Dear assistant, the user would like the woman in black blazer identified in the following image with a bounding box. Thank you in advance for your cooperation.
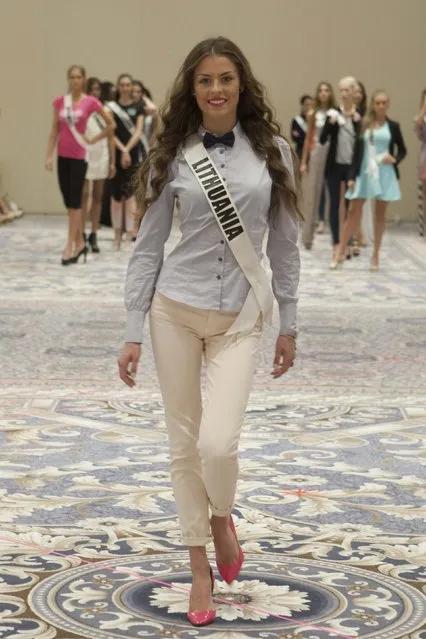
[290,94,313,159]
[320,76,361,267]
[335,90,407,271]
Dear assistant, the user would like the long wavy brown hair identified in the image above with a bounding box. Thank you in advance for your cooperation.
[135,37,302,222]
[314,81,336,111]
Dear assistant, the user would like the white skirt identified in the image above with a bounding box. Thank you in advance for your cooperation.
[86,150,109,180]
[85,115,109,181]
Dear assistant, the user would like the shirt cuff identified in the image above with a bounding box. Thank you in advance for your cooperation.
[125,310,146,343]
[278,302,298,337]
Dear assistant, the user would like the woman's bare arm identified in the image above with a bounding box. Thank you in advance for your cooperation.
[45,107,59,169]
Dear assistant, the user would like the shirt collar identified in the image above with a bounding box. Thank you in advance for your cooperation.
[198,121,242,140]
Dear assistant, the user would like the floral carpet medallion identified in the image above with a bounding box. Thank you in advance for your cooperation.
[0,219,425,637]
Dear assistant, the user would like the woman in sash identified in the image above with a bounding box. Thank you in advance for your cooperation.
[118,37,301,626]
[335,90,407,271]
[108,74,145,249]
[82,77,116,253]
[320,76,361,268]
[300,82,336,247]
[132,80,160,145]
[290,94,313,160]
[45,65,114,265]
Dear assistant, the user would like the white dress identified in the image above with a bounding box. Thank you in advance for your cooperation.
[85,113,109,180]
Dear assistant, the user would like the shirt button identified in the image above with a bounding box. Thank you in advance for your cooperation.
[221,164,225,168]
[216,275,221,280]
[220,240,225,245]
[218,257,223,262]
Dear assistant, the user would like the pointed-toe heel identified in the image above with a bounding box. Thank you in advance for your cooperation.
[187,566,216,627]
[187,609,216,626]
[216,515,244,584]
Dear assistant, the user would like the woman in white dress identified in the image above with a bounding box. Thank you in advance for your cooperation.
[299,81,336,249]
[83,77,116,252]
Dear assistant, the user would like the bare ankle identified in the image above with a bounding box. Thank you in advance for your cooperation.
[210,514,230,535]
[189,547,210,574]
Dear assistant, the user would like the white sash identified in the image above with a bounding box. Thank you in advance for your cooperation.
[182,134,273,335]
[63,94,88,160]
[295,115,307,133]
[93,112,105,131]
[107,101,148,160]
[366,130,387,182]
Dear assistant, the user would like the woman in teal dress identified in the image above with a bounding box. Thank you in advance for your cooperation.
[334,90,407,270]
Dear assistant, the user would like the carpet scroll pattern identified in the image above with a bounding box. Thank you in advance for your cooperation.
[0,218,425,638]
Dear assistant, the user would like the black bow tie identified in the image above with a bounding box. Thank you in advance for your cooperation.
[203,131,235,149]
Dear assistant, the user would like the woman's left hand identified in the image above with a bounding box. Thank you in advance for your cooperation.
[382,154,396,165]
[271,335,296,379]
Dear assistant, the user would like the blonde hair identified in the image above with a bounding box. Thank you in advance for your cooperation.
[339,76,357,90]
[362,90,388,136]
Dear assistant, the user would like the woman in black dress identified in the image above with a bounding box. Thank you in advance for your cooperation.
[108,74,145,248]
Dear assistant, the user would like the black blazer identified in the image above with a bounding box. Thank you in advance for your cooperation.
[290,116,307,159]
[348,119,407,181]
[320,110,362,176]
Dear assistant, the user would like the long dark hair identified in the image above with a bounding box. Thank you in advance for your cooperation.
[135,36,301,221]
[100,81,114,104]
[132,80,145,103]
[86,76,102,99]
[355,81,367,116]
[133,79,154,101]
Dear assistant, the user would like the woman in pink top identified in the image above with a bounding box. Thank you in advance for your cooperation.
[45,65,115,265]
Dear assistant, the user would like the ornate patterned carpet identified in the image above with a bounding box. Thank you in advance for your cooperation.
[0,216,425,638]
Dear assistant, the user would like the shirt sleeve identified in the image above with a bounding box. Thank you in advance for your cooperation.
[266,137,300,337]
[124,169,175,343]
[52,96,62,110]
[89,96,103,115]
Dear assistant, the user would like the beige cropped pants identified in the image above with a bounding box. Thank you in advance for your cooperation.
[149,292,262,546]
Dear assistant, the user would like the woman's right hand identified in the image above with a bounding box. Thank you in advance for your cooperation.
[348,180,355,192]
[45,158,53,171]
[118,343,141,388]
[300,162,308,176]
[121,151,131,169]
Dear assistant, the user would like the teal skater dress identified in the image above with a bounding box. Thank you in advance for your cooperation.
[347,122,401,201]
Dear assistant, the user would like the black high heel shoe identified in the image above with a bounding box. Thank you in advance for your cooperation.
[70,246,88,264]
[88,232,100,253]
[61,256,73,266]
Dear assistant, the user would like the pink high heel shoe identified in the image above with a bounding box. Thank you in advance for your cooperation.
[216,515,244,584]
[187,566,216,627]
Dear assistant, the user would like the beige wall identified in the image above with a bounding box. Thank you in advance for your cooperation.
[0,0,425,218]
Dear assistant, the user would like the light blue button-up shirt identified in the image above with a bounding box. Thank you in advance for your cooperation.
[125,123,300,343]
